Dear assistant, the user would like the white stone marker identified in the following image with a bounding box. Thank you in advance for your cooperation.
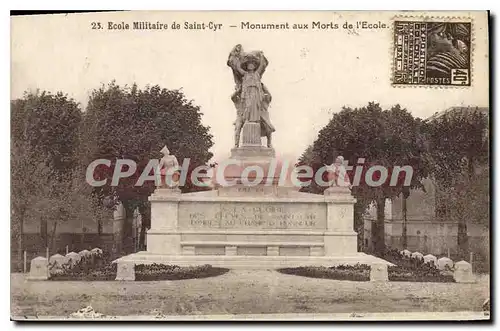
[454,260,475,283]
[78,249,91,259]
[49,253,68,267]
[66,252,81,266]
[411,252,424,260]
[437,257,454,271]
[370,263,388,282]
[28,256,48,280]
[423,254,437,265]
[401,249,411,257]
[115,261,135,281]
[91,248,103,256]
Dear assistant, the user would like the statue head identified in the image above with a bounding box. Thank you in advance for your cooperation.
[241,55,259,72]
[160,145,170,156]
[246,62,256,71]
[335,155,344,165]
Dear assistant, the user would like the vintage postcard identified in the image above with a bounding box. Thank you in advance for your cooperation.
[10,11,490,321]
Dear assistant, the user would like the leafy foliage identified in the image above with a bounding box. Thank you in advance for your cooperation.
[11,91,82,174]
[50,252,117,281]
[11,91,104,263]
[304,102,429,254]
[382,248,454,282]
[387,265,454,282]
[424,109,488,188]
[424,108,489,258]
[81,82,214,251]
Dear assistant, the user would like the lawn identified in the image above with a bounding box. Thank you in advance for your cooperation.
[11,270,489,318]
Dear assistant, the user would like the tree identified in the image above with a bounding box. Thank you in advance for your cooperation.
[81,82,214,252]
[308,102,429,255]
[11,91,83,268]
[425,108,489,258]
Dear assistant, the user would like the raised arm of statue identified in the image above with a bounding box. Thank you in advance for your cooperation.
[227,44,246,86]
[233,61,247,77]
[257,52,268,77]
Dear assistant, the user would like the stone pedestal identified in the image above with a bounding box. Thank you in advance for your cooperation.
[147,188,181,255]
[370,263,389,282]
[324,186,357,255]
[113,167,391,270]
[454,260,474,283]
[28,257,48,281]
[230,146,275,162]
[113,146,391,272]
[116,261,135,281]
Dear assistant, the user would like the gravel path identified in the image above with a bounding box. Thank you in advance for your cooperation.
[11,270,489,317]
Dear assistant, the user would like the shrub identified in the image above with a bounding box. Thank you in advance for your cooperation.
[50,252,117,281]
[382,248,455,282]
[388,265,455,282]
[134,263,229,281]
[50,257,230,281]
[278,264,370,281]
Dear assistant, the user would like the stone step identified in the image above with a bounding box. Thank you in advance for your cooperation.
[180,241,324,247]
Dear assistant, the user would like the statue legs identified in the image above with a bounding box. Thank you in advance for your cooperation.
[234,119,243,148]
[266,132,272,148]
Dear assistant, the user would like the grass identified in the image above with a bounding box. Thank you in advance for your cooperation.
[11,270,489,317]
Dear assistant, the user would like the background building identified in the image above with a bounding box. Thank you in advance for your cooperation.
[363,106,489,268]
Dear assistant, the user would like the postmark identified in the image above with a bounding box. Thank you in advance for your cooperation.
[392,20,472,87]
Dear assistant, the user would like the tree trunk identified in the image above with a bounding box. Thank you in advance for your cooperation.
[456,156,473,260]
[402,189,410,249]
[122,203,135,254]
[373,198,386,255]
[97,215,103,236]
[50,221,58,254]
[16,213,24,272]
[138,203,151,251]
[458,216,468,260]
[353,202,364,252]
[17,232,23,272]
[40,216,48,248]
[96,213,103,248]
[139,224,147,251]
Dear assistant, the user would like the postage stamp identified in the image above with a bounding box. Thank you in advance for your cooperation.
[392,20,472,86]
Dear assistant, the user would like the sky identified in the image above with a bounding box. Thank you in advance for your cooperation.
[11,11,489,163]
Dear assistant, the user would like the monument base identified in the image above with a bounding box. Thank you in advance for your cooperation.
[230,146,276,160]
[113,184,392,278]
[114,251,392,270]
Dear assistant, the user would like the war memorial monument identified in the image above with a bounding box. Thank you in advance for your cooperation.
[114,45,390,279]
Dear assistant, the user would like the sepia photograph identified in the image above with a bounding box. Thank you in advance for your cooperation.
[10,10,490,321]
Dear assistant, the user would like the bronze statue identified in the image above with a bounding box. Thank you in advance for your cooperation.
[227,44,275,148]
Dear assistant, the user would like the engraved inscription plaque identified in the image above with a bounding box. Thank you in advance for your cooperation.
[178,202,327,230]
